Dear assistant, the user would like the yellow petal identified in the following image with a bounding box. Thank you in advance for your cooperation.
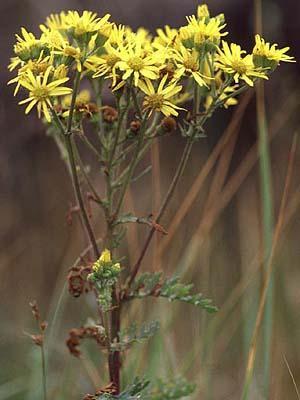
[25,99,38,114]
[42,101,51,122]
[100,249,111,263]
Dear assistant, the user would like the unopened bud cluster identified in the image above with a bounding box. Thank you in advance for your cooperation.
[89,249,121,311]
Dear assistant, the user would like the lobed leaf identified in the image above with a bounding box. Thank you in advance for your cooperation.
[111,321,160,352]
[126,273,218,313]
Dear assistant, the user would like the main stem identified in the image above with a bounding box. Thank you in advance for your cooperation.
[105,99,133,394]
[109,285,121,392]
[53,72,121,389]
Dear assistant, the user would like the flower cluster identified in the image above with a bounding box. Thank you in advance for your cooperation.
[90,249,121,283]
[88,249,121,311]
[8,5,294,123]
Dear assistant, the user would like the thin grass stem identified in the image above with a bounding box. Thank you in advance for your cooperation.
[242,133,298,399]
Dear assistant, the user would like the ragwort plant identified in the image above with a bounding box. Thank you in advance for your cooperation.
[8,4,294,399]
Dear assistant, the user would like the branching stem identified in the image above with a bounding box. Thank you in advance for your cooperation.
[51,71,100,260]
[128,137,194,287]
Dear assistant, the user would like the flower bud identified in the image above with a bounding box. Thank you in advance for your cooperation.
[162,116,177,133]
[102,106,118,123]
[130,120,141,133]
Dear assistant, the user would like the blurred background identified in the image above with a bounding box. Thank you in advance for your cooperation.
[1,0,300,399]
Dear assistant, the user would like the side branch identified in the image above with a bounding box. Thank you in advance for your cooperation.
[128,138,194,287]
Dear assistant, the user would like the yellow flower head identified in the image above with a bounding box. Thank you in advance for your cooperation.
[136,27,152,43]
[100,249,112,263]
[41,28,67,50]
[87,42,121,84]
[52,42,82,72]
[92,249,121,275]
[173,46,210,87]
[112,39,160,87]
[40,12,68,32]
[215,41,268,86]
[123,27,153,55]
[18,66,72,122]
[14,28,46,62]
[153,25,178,50]
[139,75,184,117]
[184,15,227,47]
[8,52,51,95]
[62,89,91,109]
[8,57,22,72]
[197,4,210,18]
[65,11,111,37]
[107,24,126,47]
[14,28,38,53]
[20,58,50,76]
[53,64,69,80]
[252,34,295,70]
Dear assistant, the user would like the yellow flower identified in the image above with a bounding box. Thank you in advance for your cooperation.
[53,64,69,80]
[18,66,72,122]
[20,58,50,75]
[8,53,51,95]
[173,46,209,87]
[92,249,121,276]
[52,43,82,72]
[41,28,67,50]
[182,15,227,46]
[93,249,111,271]
[107,24,126,47]
[65,11,111,37]
[123,26,152,50]
[205,84,238,110]
[112,40,160,87]
[14,28,47,62]
[8,57,22,72]
[135,28,153,43]
[138,75,184,117]
[14,28,39,54]
[153,25,178,49]
[215,41,268,86]
[100,249,112,263]
[62,89,91,108]
[87,43,121,84]
[197,4,210,18]
[253,34,295,68]
[40,12,68,32]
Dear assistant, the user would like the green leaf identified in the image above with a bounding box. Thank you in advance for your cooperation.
[160,276,218,313]
[96,377,150,399]
[126,273,218,313]
[114,213,154,229]
[95,377,195,400]
[131,272,162,297]
[114,213,139,225]
[146,377,196,400]
[111,321,160,351]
